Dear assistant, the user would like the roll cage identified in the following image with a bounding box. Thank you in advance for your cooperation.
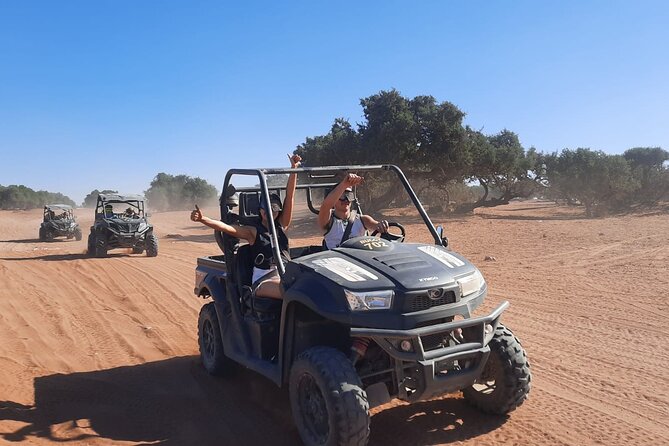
[95,194,146,219]
[219,164,445,277]
[44,204,74,221]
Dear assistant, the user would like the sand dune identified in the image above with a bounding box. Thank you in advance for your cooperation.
[1,202,667,445]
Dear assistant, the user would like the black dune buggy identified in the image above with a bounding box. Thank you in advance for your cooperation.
[39,204,82,241]
[87,193,158,258]
[193,165,531,446]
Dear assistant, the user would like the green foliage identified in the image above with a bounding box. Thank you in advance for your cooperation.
[623,147,669,169]
[82,189,118,208]
[0,184,75,209]
[623,147,669,203]
[296,90,473,212]
[295,89,666,216]
[296,90,545,213]
[464,129,543,209]
[544,149,639,216]
[145,173,218,211]
[297,90,469,177]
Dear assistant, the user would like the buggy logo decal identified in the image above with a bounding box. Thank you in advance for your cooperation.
[419,276,438,282]
[417,246,465,268]
[427,288,443,299]
[312,258,379,282]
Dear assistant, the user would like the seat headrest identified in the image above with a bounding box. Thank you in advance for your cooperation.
[239,192,260,218]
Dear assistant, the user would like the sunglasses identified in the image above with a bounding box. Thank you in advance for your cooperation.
[338,196,350,203]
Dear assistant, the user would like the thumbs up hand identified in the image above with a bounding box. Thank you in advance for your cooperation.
[191,204,203,222]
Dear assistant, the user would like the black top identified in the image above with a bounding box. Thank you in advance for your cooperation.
[250,219,290,269]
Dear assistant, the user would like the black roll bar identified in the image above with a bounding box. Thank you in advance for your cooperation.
[220,165,444,278]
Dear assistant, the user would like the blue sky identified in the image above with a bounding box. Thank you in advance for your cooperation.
[1,0,667,204]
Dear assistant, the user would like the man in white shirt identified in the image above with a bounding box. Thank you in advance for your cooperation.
[318,173,389,249]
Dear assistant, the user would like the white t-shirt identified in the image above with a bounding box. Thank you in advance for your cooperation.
[323,212,366,249]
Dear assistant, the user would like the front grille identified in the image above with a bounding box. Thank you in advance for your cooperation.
[421,332,452,351]
[118,223,139,233]
[404,290,456,312]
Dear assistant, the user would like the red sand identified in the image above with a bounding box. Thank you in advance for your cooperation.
[0,201,667,445]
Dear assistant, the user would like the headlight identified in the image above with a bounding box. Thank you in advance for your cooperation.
[138,222,148,232]
[345,289,394,311]
[457,270,485,297]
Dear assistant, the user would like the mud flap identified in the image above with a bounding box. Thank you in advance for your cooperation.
[365,382,391,409]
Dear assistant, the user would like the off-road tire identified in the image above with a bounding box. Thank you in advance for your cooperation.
[132,246,144,254]
[45,229,54,241]
[87,232,95,255]
[289,346,370,446]
[74,227,82,241]
[39,227,46,241]
[198,302,233,376]
[93,233,108,258]
[145,233,158,257]
[463,323,531,414]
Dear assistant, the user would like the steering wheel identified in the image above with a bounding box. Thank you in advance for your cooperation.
[371,222,406,243]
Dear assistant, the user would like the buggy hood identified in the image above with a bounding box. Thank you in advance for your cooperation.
[293,236,480,292]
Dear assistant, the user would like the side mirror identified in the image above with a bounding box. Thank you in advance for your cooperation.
[436,225,449,247]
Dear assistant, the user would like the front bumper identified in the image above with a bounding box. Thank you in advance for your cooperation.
[350,301,508,402]
[106,228,150,248]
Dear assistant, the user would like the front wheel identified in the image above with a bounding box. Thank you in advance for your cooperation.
[74,228,82,241]
[289,347,370,446]
[93,233,107,258]
[463,323,531,414]
[39,227,46,241]
[145,233,158,257]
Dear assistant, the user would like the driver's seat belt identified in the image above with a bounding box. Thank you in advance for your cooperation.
[339,211,357,247]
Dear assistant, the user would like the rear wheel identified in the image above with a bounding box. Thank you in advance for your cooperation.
[39,227,46,241]
[463,324,531,414]
[145,233,158,257]
[289,347,370,446]
[198,302,233,376]
[45,230,54,241]
[132,246,144,254]
[74,227,82,241]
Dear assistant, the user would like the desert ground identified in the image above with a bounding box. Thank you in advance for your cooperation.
[0,201,667,445]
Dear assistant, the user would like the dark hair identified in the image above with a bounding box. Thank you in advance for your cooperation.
[260,193,282,212]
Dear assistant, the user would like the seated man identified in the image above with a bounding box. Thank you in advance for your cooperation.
[124,207,137,218]
[318,173,389,249]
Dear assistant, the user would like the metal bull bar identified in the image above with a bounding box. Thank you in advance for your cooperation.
[350,301,509,402]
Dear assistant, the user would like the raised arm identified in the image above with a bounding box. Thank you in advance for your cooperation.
[191,205,256,244]
[317,173,364,230]
[278,154,302,229]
